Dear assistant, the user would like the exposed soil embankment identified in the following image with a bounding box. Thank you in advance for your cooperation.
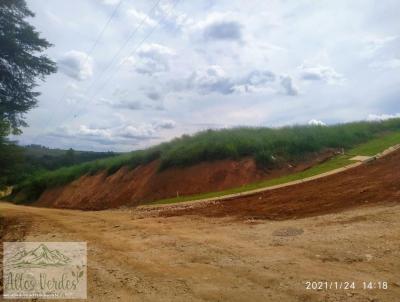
[151,149,400,220]
[35,151,335,210]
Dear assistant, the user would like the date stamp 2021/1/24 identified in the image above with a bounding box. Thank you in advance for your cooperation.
[305,281,388,291]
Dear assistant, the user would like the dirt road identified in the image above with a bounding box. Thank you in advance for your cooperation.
[1,201,400,302]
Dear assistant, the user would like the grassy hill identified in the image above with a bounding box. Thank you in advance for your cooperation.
[150,130,400,205]
[10,118,400,203]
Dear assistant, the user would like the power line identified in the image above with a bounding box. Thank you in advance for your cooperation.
[60,0,164,126]
[49,0,124,126]
[86,0,124,59]
[84,0,163,95]
[88,0,182,103]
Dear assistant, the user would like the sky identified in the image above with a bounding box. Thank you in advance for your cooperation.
[16,0,400,151]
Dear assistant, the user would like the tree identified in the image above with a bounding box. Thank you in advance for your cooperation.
[0,0,56,134]
[0,120,22,190]
[64,148,76,165]
[0,0,56,189]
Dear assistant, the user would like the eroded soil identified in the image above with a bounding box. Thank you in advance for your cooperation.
[142,149,400,220]
[34,151,336,210]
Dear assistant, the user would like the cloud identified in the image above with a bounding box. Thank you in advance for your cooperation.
[308,119,326,126]
[154,119,176,129]
[369,58,400,69]
[367,113,400,121]
[126,8,156,27]
[193,13,243,43]
[100,89,164,111]
[146,91,162,101]
[78,125,111,138]
[126,43,175,75]
[240,70,275,86]
[233,70,277,93]
[102,0,120,5]
[117,124,158,139]
[114,101,144,110]
[77,120,175,141]
[60,124,158,144]
[187,65,235,95]
[50,119,176,147]
[363,36,398,57]
[280,76,298,96]
[58,50,93,81]
[175,66,297,96]
[155,2,191,30]
[299,64,344,84]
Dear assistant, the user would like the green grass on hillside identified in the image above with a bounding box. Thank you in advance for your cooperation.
[10,118,400,203]
[150,131,400,205]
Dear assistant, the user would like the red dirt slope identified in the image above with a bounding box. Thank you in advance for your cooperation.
[35,151,335,210]
[150,149,400,220]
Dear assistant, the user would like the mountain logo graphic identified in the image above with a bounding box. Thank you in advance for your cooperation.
[7,243,71,268]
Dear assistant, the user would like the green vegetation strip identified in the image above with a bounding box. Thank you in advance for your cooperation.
[10,119,400,203]
[149,131,400,205]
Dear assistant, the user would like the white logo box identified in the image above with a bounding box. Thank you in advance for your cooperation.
[3,242,87,299]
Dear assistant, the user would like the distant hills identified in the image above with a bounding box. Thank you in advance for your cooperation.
[0,144,120,192]
[22,144,119,170]
[11,145,119,182]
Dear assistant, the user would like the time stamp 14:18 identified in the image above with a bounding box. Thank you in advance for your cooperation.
[305,281,388,290]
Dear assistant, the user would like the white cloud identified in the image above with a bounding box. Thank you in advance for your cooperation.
[370,58,400,69]
[308,119,326,126]
[58,50,93,81]
[154,119,176,129]
[65,82,79,91]
[233,70,277,93]
[176,66,298,96]
[240,70,275,86]
[363,35,398,57]
[78,125,111,138]
[118,124,158,139]
[126,8,156,27]
[104,125,151,140]
[187,65,235,95]
[126,43,175,75]
[367,113,400,121]
[101,0,120,5]
[78,121,175,141]
[299,64,344,84]
[51,119,176,147]
[155,2,191,30]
